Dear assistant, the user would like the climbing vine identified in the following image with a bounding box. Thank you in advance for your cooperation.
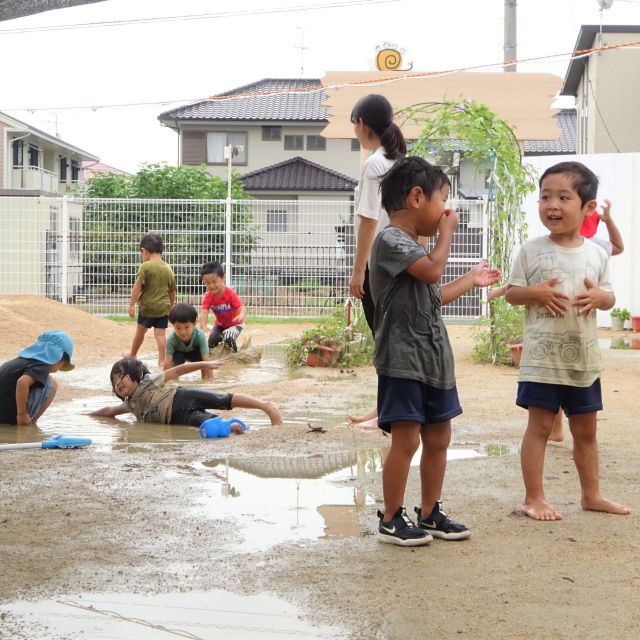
[396,98,536,363]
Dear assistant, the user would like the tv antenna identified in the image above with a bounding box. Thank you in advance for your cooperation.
[295,27,307,76]
[597,0,614,43]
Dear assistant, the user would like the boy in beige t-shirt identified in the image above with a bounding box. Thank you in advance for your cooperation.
[505,161,630,522]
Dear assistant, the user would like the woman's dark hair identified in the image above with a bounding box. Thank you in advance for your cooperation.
[140,233,164,254]
[169,302,198,325]
[110,358,150,400]
[539,161,598,206]
[200,261,225,278]
[351,94,406,160]
[380,156,451,215]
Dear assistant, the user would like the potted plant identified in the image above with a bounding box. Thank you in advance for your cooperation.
[611,307,630,331]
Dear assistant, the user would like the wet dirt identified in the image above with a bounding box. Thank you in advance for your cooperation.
[0,296,639,639]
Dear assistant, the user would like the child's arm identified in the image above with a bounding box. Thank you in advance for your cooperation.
[168,288,177,307]
[505,279,570,317]
[128,281,143,318]
[599,199,624,256]
[88,403,129,418]
[162,359,225,382]
[349,217,378,298]
[405,210,459,284]
[232,303,247,325]
[487,284,508,303]
[163,357,174,372]
[15,374,36,425]
[440,262,502,305]
[199,306,209,331]
[573,278,615,317]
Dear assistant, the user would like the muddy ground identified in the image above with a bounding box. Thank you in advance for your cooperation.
[0,295,639,639]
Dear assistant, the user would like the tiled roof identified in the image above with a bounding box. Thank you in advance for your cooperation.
[240,156,357,192]
[158,78,327,122]
[524,109,576,154]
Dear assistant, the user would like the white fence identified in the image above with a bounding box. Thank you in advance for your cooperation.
[0,195,488,319]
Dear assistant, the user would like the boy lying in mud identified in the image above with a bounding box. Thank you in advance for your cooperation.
[88,357,282,428]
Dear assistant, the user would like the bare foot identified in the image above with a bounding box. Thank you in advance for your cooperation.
[348,407,377,424]
[521,499,564,521]
[121,350,132,358]
[582,496,630,515]
[265,401,283,426]
[350,417,379,430]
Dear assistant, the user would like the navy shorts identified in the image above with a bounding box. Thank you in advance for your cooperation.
[170,349,204,365]
[516,379,602,416]
[137,314,169,329]
[377,375,462,433]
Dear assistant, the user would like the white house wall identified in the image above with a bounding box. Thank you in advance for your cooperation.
[522,153,640,324]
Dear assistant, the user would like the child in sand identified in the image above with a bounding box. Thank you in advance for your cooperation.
[505,161,630,521]
[89,357,282,428]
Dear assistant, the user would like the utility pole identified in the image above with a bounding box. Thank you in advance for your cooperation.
[504,0,517,72]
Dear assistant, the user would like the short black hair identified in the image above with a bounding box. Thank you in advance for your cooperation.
[169,302,198,325]
[539,161,598,206]
[200,261,225,278]
[140,233,164,254]
[110,358,150,400]
[380,156,451,216]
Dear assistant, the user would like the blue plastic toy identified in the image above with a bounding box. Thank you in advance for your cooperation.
[199,416,248,439]
[0,434,92,451]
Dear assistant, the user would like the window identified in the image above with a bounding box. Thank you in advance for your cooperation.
[12,140,23,167]
[267,210,287,232]
[206,131,247,164]
[71,160,80,182]
[262,126,281,141]
[351,139,361,151]
[59,157,68,181]
[306,135,326,151]
[28,144,39,167]
[284,135,304,151]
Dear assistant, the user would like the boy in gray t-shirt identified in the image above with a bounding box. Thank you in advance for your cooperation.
[369,156,500,547]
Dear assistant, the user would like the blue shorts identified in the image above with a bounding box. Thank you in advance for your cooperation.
[377,375,462,433]
[516,379,602,416]
[137,314,169,329]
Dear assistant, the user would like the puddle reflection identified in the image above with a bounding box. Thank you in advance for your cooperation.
[599,337,640,350]
[3,590,346,639]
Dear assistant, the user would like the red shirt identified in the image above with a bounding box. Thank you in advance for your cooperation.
[201,287,243,329]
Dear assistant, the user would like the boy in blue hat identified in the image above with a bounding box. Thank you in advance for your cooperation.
[0,330,74,425]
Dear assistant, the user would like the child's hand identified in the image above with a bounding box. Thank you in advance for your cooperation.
[573,278,609,318]
[470,262,502,287]
[533,278,570,317]
[128,304,136,318]
[598,198,612,222]
[203,359,227,369]
[439,209,459,234]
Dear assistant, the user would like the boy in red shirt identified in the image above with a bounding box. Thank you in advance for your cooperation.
[199,262,247,352]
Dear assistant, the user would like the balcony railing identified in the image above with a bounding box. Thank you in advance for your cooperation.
[11,166,59,192]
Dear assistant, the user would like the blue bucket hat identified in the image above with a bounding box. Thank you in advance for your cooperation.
[19,330,74,371]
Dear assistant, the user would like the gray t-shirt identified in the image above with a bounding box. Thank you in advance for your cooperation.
[369,226,455,389]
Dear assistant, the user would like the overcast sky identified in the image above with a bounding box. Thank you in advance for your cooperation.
[2,0,639,173]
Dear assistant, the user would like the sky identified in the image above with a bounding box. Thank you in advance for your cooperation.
[1,0,639,173]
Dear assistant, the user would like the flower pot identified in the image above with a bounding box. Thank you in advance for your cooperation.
[632,338,640,351]
[306,345,341,367]
[611,316,625,331]
[632,316,640,333]
[508,342,523,368]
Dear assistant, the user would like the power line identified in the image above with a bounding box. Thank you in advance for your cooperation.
[587,77,620,152]
[0,0,401,35]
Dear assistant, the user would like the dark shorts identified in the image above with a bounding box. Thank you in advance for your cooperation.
[137,314,169,329]
[516,379,602,416]
[377,375,462,433]
[170,349,204,366]
[208,324,243,348]
[170,387,234,427]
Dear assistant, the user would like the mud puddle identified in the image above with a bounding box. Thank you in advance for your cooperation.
[1,590,346,639]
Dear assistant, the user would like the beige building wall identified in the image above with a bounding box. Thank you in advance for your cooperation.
[180,123,360,180]
[577,33,640,154]
[0,123,5,189]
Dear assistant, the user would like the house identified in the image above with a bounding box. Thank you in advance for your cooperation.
[0,110,98,194]
[561,25,640,154]
[81,161,131,182]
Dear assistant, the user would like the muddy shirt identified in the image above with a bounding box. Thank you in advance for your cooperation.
[369,226,455,389]
[136,260,176,318]
[166,327,208,357]
[125,374,176,424]
[508,235,612,387]
[0,357,50,424]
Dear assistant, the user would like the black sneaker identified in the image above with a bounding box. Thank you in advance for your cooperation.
[377,507,433,547]
[414,501,470,540]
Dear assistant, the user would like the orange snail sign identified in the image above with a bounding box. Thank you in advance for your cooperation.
[375,44,413,71]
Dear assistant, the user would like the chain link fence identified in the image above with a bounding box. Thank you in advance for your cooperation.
[0,195,488,319]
